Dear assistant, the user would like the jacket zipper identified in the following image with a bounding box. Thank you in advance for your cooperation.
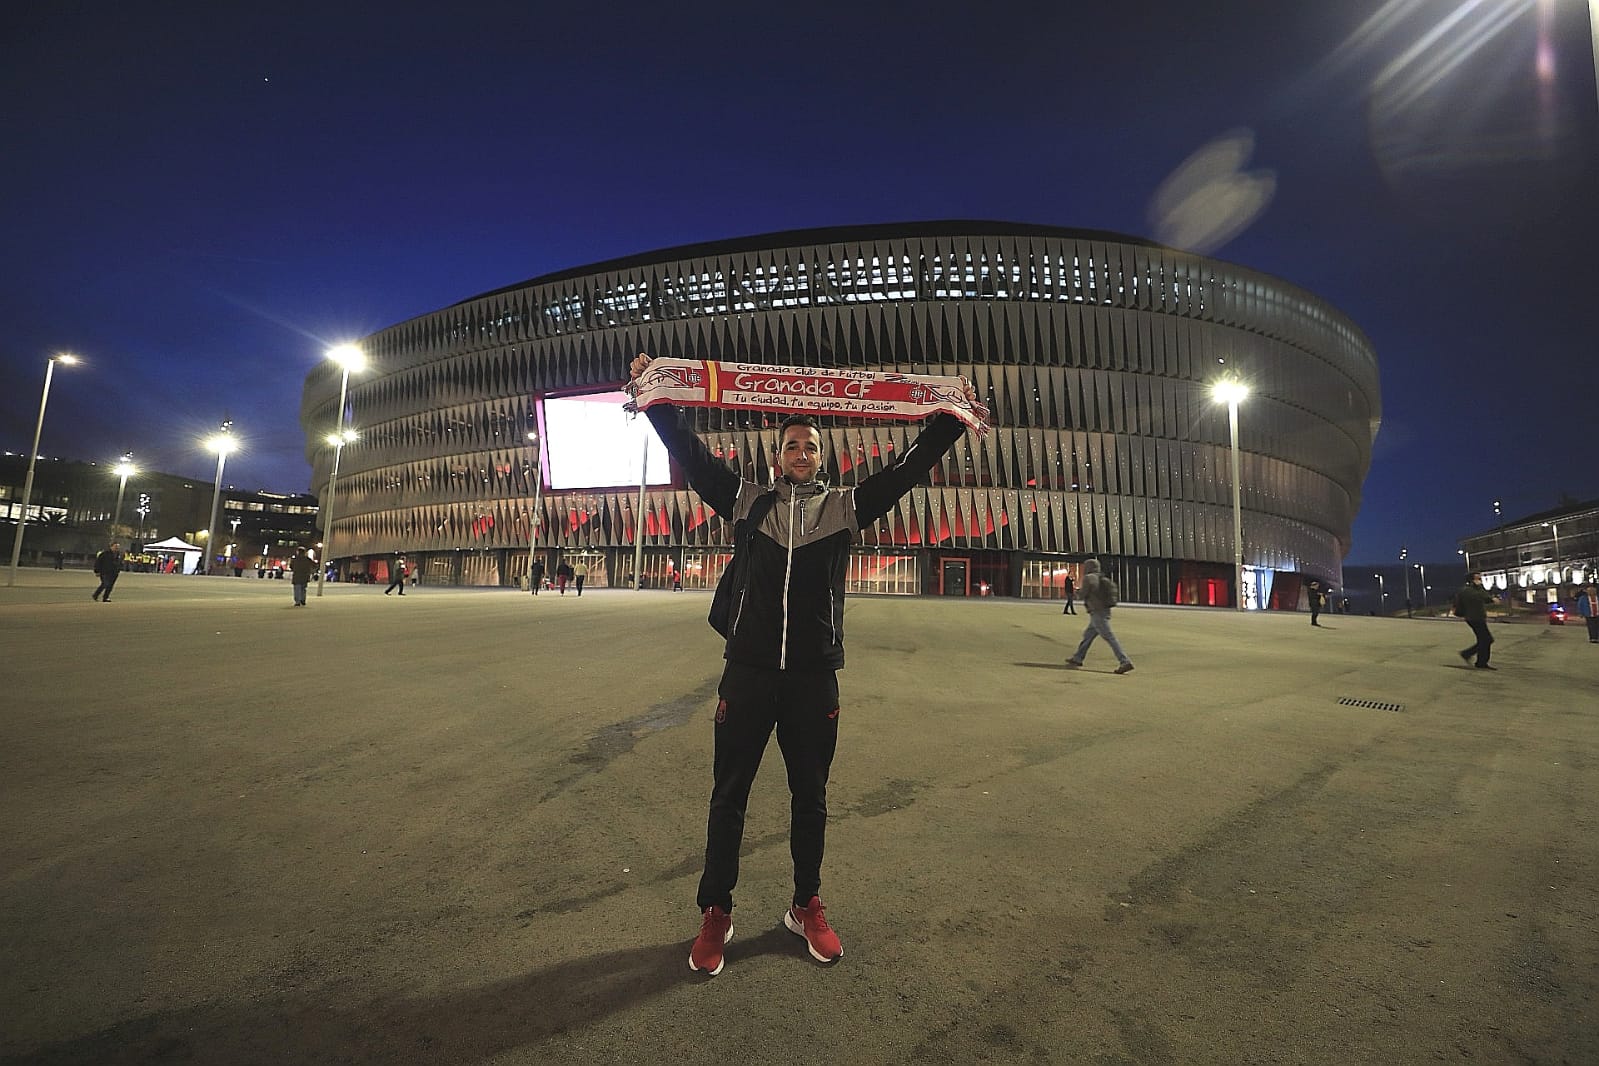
[779,492,796,669]
[829,589,836,645]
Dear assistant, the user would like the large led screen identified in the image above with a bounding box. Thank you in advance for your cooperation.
[541,390,670,491]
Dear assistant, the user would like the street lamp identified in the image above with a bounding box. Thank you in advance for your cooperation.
[1374,572,1386,614]
[317,428,357,592]
[525,431,544,594]
[1542,521,1561,586]
[317,343,366,597]
[1458,547,1470,571]
[112,454,137,533]
[1413,562,1427,608]
[1400,546,1411,615]
[1493,499,1512,614]
[203,422,236,576]
[1211,379,1249,610]
[7,353,79,586]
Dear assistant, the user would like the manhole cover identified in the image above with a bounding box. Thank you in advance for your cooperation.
[1338,697,1404,712]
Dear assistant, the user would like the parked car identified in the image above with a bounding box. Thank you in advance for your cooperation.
[1549,602,1567,625]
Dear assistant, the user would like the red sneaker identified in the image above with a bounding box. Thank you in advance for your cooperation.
[784,896,843,963]
[689,906,733,975]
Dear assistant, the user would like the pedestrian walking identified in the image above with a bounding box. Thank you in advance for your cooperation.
[574,561,588,596]
[1061,573,1077,615]
[384,558,408,595]
[1064,558,1133,673]
[1307,578,1326,627]
[1575,582,1599,644]
[91,541,124,602]
[556,561,572,594]
[1454,572,1498,669]
[289,547,314,606]
[529,558,544,595]
[629,352,980,977]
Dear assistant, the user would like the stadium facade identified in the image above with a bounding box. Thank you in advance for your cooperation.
[300,223,1379,605]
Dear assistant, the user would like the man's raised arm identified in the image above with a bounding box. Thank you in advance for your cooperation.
[629,353,741,518]
[852,412,968,527]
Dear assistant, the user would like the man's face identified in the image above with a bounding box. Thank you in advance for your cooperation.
[778,426,823,483]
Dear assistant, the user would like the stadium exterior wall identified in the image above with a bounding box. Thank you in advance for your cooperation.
[299,222,1380,604]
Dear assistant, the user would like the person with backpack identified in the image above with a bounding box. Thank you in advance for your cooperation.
[629,352,977,977]
[1454,572,1498,669]
[1063,558,1134,674]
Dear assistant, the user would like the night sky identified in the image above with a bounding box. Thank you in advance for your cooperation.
[4,1,1595,567]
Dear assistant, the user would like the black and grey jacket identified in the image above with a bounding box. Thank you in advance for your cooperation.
[645,404,967,671]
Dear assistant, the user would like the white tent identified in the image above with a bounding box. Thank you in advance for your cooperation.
[143,536,205,574]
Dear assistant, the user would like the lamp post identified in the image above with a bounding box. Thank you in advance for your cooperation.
[1494,499,1512,614]
[633,435,650,591]
[315,344,366,596]
[112,454,137,534]
[1542,521,1561,588]
[1414,562,1427,608]
[525,431,544,594]
[1400,546,1411,615]
[1375,573,1386,614]
[7,353,78,586]
[1211,380,1249,610]
[136,494,150,540]
[317,429,356,591]
[1458,547,1470,571]
[203,422,236,576]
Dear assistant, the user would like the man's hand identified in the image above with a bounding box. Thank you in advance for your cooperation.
[629,353,653,382]
[958,376,979,405]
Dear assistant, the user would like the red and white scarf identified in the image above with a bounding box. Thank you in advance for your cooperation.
[625,358,990,437]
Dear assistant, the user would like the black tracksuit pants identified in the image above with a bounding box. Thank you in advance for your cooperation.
[1463,618,1494,665]
[698,661,839,913]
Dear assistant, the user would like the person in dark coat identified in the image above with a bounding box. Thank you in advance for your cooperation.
[1061,573,1076,615]
[384,559,408,595]
[631,352,977,978]
[529,558,545,595]
[1454,573,1498,669]
[1307,579,1326,627]
[92,542,124,602]
[289,547,315,606]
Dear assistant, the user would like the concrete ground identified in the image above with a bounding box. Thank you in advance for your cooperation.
[1,570,1595,1065]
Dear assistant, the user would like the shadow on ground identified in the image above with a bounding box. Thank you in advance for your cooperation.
[7,928,790,1065]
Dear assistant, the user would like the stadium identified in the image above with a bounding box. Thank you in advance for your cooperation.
[299,222,1379,606]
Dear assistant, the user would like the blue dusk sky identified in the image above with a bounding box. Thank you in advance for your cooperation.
[2,0,1595,565]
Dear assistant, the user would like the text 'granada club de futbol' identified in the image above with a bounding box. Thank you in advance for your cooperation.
[298,222,1379,607]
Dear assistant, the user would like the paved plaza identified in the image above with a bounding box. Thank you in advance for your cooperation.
[2,570,1595,1064]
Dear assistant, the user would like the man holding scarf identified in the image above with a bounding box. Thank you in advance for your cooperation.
[629,353,979,976]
